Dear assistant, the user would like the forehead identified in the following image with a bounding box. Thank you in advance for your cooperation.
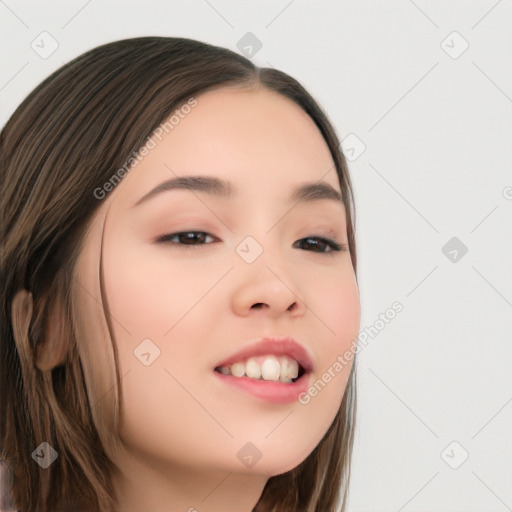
[108,85,339,207]
[171,86,334,169]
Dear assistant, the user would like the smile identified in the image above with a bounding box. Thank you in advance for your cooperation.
[213,336,314,404]
[215,355,304,383]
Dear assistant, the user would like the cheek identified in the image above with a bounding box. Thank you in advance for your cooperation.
[307,267,359,405]
[102,234,210,340]
[317,266,360,348]
[101,231,221,391]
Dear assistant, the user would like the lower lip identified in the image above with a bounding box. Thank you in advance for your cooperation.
[213,371,311,404]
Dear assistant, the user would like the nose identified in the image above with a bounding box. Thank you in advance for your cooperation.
[230,259,307,319]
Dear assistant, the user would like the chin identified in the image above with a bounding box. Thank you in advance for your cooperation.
[238,439,319,477]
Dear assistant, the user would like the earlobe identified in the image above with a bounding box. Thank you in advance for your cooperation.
[11,288,70,371]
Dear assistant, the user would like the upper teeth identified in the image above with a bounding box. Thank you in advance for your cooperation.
[217,355,299,383]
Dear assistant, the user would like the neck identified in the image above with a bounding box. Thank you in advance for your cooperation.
[110,449,268,512]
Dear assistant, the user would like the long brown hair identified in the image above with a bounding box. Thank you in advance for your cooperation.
[0,36,358,512]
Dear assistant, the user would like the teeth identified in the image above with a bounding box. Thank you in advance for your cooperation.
[218,355,300,382]
[245,358,262,379]
[261,356,280,381]
[231,362,245,378]
[279,356,298,383]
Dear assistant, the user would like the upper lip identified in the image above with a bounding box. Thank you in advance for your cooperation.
[214,336,314,373]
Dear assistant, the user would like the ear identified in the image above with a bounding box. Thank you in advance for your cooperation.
[11,288,70,371]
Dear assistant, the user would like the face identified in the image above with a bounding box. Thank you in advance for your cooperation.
[73,86,360,479]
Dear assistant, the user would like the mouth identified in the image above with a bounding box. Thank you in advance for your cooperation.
[214,355,307,383]
[212,336,313,404]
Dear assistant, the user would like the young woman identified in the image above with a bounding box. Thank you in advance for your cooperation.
[0,36,360,512]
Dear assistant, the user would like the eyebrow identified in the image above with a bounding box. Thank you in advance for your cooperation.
[131,175,343,208]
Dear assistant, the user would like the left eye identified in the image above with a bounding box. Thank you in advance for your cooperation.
[293,237,344,253]
[155,231,345,254]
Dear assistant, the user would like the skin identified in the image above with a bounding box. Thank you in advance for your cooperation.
[72,85,360,512]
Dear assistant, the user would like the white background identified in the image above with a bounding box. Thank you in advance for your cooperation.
[1,1,511,511]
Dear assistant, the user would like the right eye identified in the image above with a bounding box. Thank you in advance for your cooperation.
[155,231,217,250]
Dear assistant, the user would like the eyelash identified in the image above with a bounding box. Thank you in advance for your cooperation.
[154,231,346,255]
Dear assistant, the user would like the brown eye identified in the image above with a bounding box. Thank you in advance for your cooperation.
[294,237,344,254]
[155,231,216,249]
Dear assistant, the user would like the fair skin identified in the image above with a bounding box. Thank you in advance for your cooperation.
[72,85,360,512]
